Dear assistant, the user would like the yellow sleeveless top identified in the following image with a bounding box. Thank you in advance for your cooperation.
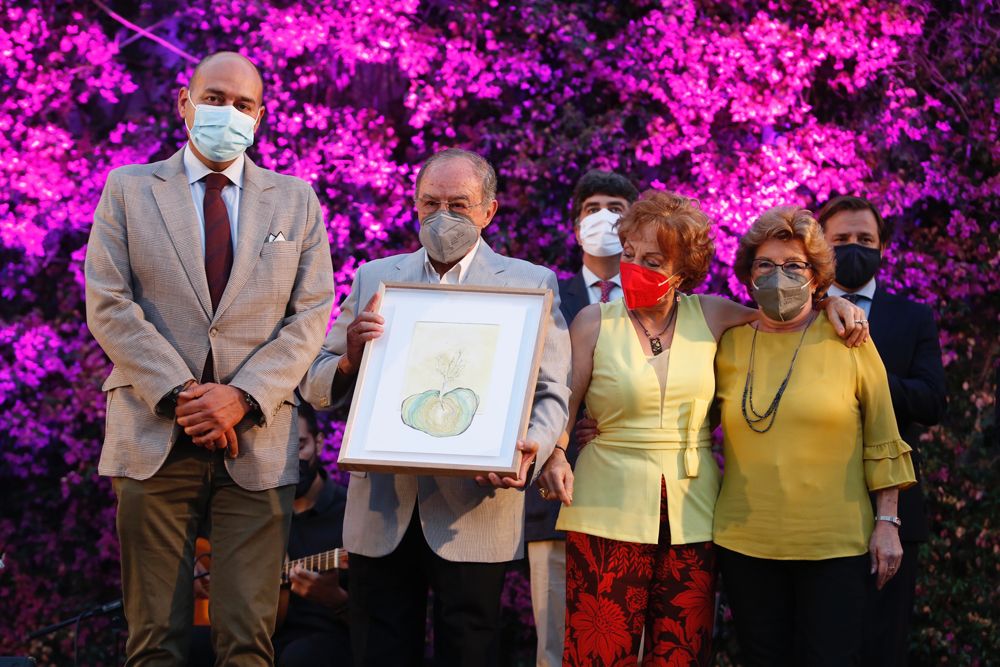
[556,295,721,545]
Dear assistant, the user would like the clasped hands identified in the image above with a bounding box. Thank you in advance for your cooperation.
[175,381,251,457]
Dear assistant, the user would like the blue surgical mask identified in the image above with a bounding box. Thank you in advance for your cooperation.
[185,102,260,162]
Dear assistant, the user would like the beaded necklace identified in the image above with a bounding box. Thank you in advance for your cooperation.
[741,313,816,433]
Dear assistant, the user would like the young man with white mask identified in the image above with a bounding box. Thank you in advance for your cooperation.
[524,169,639,667]
[85,51,334,665]
[564,170,641,309]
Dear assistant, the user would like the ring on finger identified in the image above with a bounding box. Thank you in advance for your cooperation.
[539,488,549,499]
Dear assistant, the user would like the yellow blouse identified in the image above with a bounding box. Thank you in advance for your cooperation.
[556,295,721,545]
[712,313,916,560]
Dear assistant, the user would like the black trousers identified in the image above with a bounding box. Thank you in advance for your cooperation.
[275,625,352,667]
[861,540,919,666]
[718,546,869,667]
[348,507,508,667]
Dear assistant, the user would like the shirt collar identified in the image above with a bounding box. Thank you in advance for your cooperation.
[581,264,620,287]
[828,277,877,301]
[421,237,482,283]
[183,143,246,189]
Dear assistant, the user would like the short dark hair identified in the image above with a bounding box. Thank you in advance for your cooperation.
[815,195,893,246]
[570,170,639,224]
[298,401,319,438]
[414,148,497,203]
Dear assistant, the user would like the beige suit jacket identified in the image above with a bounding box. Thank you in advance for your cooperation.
[85,148,334,491]
[300,243,571,562]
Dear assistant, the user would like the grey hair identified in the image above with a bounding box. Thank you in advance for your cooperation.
[414,148,497,203]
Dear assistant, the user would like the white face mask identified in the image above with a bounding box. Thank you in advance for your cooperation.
[185,102,260,162]
[578,209,623,257]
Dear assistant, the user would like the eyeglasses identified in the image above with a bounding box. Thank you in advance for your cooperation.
[751,259,813,275]
[415,199,485,215]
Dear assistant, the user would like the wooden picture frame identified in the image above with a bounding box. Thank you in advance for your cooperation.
[337,282,553,477]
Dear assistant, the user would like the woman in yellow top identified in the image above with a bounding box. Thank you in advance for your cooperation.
[537,191,867,666]
[712,206,916,667]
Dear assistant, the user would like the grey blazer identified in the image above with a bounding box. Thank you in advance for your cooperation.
[300,243,571,562]
[85,148,334,491]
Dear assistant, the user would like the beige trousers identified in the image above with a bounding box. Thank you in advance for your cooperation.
[113,441,294,666]
[528,539,567,667]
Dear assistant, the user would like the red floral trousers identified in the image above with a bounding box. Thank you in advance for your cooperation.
[563,481,716,666]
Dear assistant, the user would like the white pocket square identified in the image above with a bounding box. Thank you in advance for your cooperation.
[266,231,287,243]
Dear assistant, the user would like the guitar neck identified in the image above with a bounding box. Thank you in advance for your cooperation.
[281,547,347,584]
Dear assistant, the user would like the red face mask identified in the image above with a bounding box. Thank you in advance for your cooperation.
[620,261,678,309]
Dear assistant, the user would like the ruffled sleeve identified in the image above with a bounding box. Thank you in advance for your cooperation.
[854,342,917,491]
[864,438,916,491]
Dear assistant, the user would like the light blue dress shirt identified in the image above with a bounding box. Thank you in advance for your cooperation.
[182,144,245,256]
[828,278,877,318]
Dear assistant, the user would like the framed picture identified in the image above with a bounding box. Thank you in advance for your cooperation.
[337,282,553,477]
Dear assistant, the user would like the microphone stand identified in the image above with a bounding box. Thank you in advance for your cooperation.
[26,599,123,667]
[26,599,123,641]
[26,571,209,666]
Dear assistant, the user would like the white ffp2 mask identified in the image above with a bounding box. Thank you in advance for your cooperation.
[578,209,623,257]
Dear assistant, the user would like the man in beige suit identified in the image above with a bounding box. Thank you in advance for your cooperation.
[300,148,571,666]
[85,52,333,666]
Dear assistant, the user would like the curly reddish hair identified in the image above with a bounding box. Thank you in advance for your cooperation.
[615,189,715,292]
[734,206,835,303]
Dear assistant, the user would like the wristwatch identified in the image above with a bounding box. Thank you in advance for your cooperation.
[875,515,902,527]
[156,383,189,418]
[242,390,265,427]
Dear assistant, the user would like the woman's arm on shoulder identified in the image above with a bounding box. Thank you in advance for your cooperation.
[537,303,601,506]
[565,304,601,424]
[817,295,869,347]
[697,294,757,342]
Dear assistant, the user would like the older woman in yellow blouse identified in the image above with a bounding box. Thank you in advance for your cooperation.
[712,206,916,667]
[536,191,868,667]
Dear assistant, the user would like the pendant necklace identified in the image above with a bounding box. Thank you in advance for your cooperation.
[741,313,815,433]
[632,299,678,356]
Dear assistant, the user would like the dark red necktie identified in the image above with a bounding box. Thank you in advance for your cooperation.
[203,172,234,310]
[598,280,615,303]
[201,172,233,383]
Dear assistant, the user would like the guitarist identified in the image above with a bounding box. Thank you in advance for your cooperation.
[274,403,352,666]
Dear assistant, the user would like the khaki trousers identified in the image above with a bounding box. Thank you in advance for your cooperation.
[528,539,566,667]
[113,441,294,667]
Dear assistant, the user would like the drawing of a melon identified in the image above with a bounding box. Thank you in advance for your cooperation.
[401,387,479,437]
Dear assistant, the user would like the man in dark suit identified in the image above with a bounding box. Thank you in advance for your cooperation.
[817,195,947,667]
[525,169,638,666]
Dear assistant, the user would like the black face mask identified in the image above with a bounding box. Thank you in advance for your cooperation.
[295,457,320,499]
[834,244,882,290]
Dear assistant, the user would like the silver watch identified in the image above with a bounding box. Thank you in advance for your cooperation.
[875,515,902,527]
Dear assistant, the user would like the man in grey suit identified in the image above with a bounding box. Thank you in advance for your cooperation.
[300,148,571,666]
[85,52,333,666]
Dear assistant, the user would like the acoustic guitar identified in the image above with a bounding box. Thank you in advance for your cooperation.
[193,538,348,627]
